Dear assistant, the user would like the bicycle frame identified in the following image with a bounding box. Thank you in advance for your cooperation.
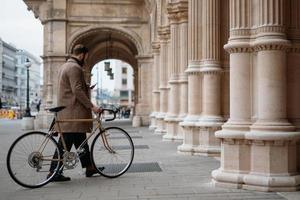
[40,111,115,164]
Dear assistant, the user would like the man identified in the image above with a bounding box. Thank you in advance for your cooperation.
[48,44,101,182]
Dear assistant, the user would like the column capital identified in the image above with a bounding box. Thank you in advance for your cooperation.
[151,41,160,54]
[158,25,171,41]
[167,0,188,24]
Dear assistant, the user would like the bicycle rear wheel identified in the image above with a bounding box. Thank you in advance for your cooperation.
[91,127,134,178]
[6,131,61,188]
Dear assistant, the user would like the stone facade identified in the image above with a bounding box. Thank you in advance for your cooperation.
[24,0,300,192]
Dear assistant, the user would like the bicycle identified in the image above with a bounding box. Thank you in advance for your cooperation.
[6,106,135,188]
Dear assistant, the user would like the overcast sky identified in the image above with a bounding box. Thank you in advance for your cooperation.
[0,0,43,58]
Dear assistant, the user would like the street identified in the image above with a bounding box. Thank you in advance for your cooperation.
[0,119,298,200]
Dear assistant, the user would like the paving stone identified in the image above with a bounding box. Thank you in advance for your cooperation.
[0,119,292,200]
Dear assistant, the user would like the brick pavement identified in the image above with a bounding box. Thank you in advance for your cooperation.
[0,119,298,200]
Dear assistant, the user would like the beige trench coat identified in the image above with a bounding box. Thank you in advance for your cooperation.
[56,58,93,133]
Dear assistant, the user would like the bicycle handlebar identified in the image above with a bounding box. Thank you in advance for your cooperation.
[100,109,117,122]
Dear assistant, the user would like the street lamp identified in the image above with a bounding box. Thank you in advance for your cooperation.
[24,58,31,117]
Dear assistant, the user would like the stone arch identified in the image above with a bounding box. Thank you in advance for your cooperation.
[67,25,145,57]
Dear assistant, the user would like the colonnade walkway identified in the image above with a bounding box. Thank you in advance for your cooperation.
[0,119,298,200]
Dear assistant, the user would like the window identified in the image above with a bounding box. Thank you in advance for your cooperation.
[120,91,128,98]
[122,67,127,74]
[122,79,127,85]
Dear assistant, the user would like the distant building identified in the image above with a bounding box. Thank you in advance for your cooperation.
[16,50,42,111]
[113,60,134,108]
[0,38,42,111]
[0,38,18,107]
[91,60,134,108]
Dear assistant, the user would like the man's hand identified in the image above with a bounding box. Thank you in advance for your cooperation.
[92,106,102,114]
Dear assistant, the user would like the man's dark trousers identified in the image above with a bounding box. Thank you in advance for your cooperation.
[49,132,92,173]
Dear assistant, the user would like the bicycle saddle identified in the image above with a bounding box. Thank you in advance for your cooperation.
[47,106,66,113]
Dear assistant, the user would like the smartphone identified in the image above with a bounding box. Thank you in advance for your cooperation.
[90,83,97,89]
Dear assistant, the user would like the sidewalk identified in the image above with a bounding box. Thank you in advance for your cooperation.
[0,119,299,200]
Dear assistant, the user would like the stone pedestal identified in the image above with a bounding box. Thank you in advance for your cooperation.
[22,117,35,130]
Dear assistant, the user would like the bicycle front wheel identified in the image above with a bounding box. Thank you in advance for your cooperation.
[91,127,134,178]
[6,131,61,188]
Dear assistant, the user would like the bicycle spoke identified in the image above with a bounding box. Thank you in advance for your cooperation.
[7,132,61,188]
[91,127,134,178]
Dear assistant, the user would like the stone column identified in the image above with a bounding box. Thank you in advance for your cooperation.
[244,0,300,191]
[287,0,300,130]
[133,55,153,127]
[193,0,223,156]
[155,26,170,135]
[149,42,161,130]
[213,0,300,192]
[212,0,253,189]
[178,0,202,154]
[178,4,189,140]
[164,1,185,141]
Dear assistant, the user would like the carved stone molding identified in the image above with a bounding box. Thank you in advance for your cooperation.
[255,25,286,35]
[222,138,298,147]
[253,39,291,52]
[200,69,222,75]
[68,25,144,55]
[230,29,251,37]
[225,39,292,53]
[158,25,171,41]
[152,41,161,53]
[287,44,300,53]
[24,0,46,20]
[167,0,188,24]
[224,43,254,54]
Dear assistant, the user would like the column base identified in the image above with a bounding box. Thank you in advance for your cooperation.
[149,114,157,130]
[163,116,182,141]
[212,169,300,192]
[195,118,223,157]
[149,112,158,130]
[155,113,167,135]
[214,129,300,192]
[22,117,35,130]
[251,120,295,132]
[34,110,54,129]
[132,115,142,127]
[178,116,201,155]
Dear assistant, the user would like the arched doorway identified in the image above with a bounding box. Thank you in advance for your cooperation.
[67,27,147,126]
[90,59,135,120]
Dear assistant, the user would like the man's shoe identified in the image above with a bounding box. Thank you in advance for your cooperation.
[86,167,105,177]
[48,173,71,182]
